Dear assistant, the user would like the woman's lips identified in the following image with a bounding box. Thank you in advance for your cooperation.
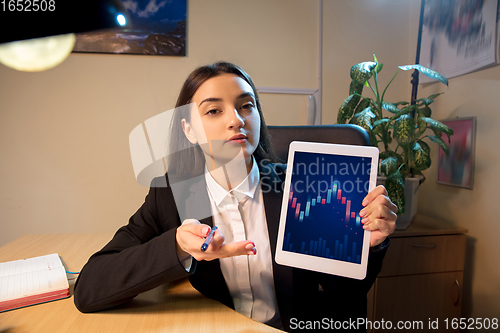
[228,134,247,143]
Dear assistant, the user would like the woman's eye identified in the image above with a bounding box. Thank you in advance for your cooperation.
[241,103,254,110]
[206,109,219,115]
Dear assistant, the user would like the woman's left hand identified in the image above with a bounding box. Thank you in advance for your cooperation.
[359,185,398,247]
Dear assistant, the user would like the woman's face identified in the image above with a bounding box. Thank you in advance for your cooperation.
[182,73,261,168]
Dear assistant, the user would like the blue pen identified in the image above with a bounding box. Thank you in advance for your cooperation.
[201,226,218,252]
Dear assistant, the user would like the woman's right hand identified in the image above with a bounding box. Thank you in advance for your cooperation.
[175,219,256,261]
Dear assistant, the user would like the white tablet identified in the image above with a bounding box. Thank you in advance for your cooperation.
[275,141,379,280]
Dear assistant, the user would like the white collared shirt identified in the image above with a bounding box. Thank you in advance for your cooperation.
[204,158,281,327]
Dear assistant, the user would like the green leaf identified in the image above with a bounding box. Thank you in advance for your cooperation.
[350,62,377,84]
[411,142,431,171]
[349,80,364,95]
[420,117,454,142]
[418,106,432,117]
[373,52,383,73]
[381,156,398,176]
[373,118,389,128]
[382,102,401,114]
[373,118,389,135]
[393,114,415,148]
[385,169,405,214]
[415,117,427,138]
[416,93,442,106]
[349,107,376,132]
[429,135,450,155]
[398,64,448,86]
[354,98,371,115]
[393,101,410,106]
[417,139,431,154]
[427,93,443,100]
[337,94,361,124]
[390,105,418,121]
[432,128,442,138]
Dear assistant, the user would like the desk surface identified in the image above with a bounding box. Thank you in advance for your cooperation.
[0,234,283,333]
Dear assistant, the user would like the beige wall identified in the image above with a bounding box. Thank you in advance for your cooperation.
[0,0,319,248]
[407,0,500,319]
[322,0,413,124]
[0,0,498,322]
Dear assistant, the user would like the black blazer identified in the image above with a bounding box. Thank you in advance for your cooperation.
[74,161,388,331]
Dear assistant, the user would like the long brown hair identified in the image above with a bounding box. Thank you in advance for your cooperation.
[167,62,276,179]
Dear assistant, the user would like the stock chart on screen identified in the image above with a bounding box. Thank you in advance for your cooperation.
[282,151,372,264]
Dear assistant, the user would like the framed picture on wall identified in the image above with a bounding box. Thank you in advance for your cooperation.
[73,0,187,56]
[419,0,498,82]
[436,117,476,189]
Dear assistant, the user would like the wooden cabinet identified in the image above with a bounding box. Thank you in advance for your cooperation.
[367,215,467,332]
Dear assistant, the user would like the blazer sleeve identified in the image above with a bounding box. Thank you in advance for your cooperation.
[73,177,192,313]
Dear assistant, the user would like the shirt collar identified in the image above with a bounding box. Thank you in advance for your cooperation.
[205,157,260,206]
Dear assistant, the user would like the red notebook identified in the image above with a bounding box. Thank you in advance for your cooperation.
[0,253,70,312]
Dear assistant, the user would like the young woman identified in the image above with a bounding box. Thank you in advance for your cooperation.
[74,62,397,331]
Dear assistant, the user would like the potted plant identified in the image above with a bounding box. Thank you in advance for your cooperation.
[337,54,453,228]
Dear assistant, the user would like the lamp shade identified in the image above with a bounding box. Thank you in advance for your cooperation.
[0,0,130,71]
[0,34,76,72]
[0,0,130,44]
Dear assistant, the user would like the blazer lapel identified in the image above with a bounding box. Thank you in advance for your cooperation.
[170,173,214,226]
[178,173,233,307]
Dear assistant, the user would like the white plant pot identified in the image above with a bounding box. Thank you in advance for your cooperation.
[377,176,423,230]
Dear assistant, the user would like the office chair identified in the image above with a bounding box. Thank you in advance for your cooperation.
[267,124,371,162]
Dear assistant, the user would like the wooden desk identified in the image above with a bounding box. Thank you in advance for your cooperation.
[0,234,283,333]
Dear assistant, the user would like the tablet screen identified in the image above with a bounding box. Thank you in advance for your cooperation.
[282,151,372,265]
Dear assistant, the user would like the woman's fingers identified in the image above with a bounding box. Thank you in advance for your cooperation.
[362,185,387,206]
[359,186,398,247]
[216,240,257,258]
[199,229,256,260]
[175,219,208,257]
[360,187,398,221]
[363,214,396,234]
[361,202,397,234]
[361,185,398,215]
[175,219,256,261]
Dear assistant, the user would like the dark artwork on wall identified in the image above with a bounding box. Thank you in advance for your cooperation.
[73,0,187,56]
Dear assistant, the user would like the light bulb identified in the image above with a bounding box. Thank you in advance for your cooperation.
[0,33,76,72]
[117,14,127,26]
